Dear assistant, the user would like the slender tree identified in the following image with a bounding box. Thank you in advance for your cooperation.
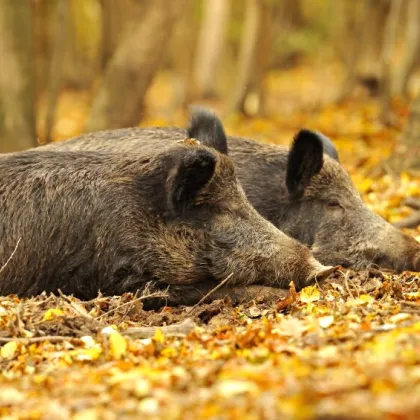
[86,0,186,131]
[379,0,403,124]
[391,94,420,228]
[394,0,420,96]
[193,0,230,98]
[170,1,199,109]
[228,0,270,115]
[45,0,69,143]
[0,0,37,152]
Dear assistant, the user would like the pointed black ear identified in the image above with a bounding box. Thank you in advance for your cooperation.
[286,130,324,199]
[315,131,339,161]
[168,148,217,214]
[187,107,228,155]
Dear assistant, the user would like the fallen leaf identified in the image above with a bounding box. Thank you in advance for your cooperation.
[318,315,334,328]
[43,308,64,321]
[109,331,127,360]
[300,285,321,303]
[1,341,18,359]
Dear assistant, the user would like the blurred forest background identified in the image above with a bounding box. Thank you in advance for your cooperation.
[0,0,419,174]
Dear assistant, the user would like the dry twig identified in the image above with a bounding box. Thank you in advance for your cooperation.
[57,290,93,319]
[0,335,74,344]
[341,270,355,299]
[188,273,233,314]
[0,238,21,276]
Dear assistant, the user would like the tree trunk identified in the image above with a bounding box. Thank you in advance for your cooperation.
[45,0,69,143]
[86,0,186,131]
[100,0,133,70]
[250,0,271,116]
[193,0,230,98]
[64,0,102,89]
[170,1,199,109]
[0,0,37,152]
[389,95,420,228]
[276,0,306,31]
[380,0,403,124]
[334,0,369,101]
[228,0,269,115]
[388,94,420,172]
[394,0,420,96]
[357,0,390,80]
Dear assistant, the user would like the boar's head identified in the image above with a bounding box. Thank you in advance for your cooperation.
[282,130,420,272]
[161,141,333,293]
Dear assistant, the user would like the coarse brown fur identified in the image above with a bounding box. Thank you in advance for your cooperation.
[39,109,420,272]
[0,143,330,306]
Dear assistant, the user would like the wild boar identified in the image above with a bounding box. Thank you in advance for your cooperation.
[39,108,420,272]
[0,143,333,306]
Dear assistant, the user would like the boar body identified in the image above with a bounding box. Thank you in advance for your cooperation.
[0,144,330,305]
[39,110,420,272]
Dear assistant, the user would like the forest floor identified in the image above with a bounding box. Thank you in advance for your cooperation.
[1,65,420,419]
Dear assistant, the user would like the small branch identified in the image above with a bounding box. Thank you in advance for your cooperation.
[0,335,73,344]
[341,270,355,299]
[124,318,197,339]
[57,289,93,319]
[0,238,21,276]
[188,273,234,314]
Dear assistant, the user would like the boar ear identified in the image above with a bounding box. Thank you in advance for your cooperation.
[168,149,217,213]
[315,131,339,161]
[187,107,228,155]
[286,129,324,199]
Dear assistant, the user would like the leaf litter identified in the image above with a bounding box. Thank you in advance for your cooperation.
[4,82,420,419]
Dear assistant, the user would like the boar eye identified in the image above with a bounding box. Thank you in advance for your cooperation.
[326,200,342,209]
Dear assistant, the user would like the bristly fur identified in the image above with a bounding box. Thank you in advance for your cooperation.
[187,107,228,155]
[0,143,328,307]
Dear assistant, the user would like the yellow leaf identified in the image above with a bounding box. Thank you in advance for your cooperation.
[109,331,127,360]
[300,285,320,303]
[348,294,374,306]
[73,408,99,420]
[405,291,420,301]
[71,347,102,361]
[43,308,64,321]
[154,328,165,344]
[1,341,18,359]
[216,380,258,397]
[318,315,334,328]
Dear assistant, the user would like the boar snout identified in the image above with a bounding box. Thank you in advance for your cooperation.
[370,226,420,272]
[414,253,420,272]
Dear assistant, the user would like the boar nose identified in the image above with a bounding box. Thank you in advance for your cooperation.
[376,223,420,272]
[414,253,420,272]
